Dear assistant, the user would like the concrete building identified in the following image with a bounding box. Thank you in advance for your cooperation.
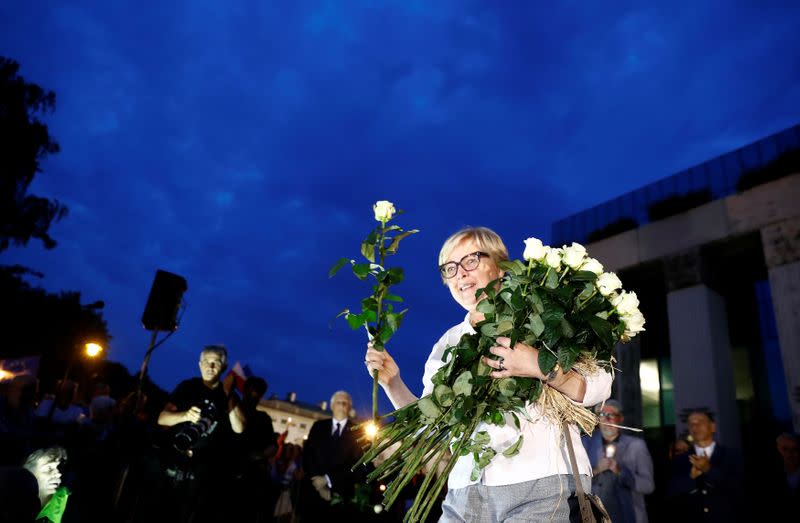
[552,124,800,449]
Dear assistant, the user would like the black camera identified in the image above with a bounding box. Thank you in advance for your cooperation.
[173,399,218,453]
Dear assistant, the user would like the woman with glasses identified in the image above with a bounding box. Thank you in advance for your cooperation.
[365,226,613,522]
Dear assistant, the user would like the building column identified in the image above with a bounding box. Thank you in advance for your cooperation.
[762,217,800,432]
[614,338,642,430]
[665,249,741,449]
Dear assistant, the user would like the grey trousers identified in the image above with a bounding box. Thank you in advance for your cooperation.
[439,474,591,523]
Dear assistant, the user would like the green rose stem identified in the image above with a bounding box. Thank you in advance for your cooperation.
[370,223,388,422]
[384,426,446,510]
[410,418,480,523]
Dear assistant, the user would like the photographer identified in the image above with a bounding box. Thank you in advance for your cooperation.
[156,344,246,522]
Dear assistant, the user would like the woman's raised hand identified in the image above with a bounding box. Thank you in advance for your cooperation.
[365,342,400,387]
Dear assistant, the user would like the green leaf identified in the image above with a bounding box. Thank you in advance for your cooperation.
[558,343,581,373]
[434,384,455,407]
[528,314,545,337]
[587,315,615,350]
[571,270,598,282]
[538,349,557,375]
[470,464,482,481]
[352,263,371,280]
[498,378,517,397]
[498,260,523,276]
[499,291,513,307]
[478,448,496,467]
[417,397,441,419]
[545,269,559,289]
[360,241,375,263]
[529,291,545,314]
[480,323,497,337]
[578,282,595,300]
[511,291,525,311]
[367,228,380,241]
[476,358,492,376]
[345,313,363,330]
[542,307,565,324]
[478,283,496,300]
[384,267,405,285]
[386,312,399,333]
[560,317,576,338]
[491,409,504,425]
[476,300,495,314]
[329,257,351,277]
[386,229,419,254]
[473,431,490,445]
[502,435,524,458]
[496,320,514,336]
[384,293,403,302]
[453,370,473,396]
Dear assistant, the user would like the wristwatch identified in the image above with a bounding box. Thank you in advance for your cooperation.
[543,363,561,383]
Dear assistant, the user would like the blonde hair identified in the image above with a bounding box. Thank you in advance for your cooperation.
[438,227,509,281]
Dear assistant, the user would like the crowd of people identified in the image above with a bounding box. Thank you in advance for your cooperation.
[0,226,798,522]
[0,345,393,523]
[1,361,796,523]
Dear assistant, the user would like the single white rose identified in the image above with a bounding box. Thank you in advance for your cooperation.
[580,257,604,275]
[562,242,587,269]
[596,272,622,296]
[622,310,646,337]
[545,248,562,268]
[611,291,640,316]
[523,237,548,261]
[373,200,396,223]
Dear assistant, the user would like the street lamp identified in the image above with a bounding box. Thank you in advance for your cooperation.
[47,341,105,423]
[62,342,105,383]
[85,342,103,358]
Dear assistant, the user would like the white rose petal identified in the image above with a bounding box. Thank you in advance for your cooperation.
[523,237,548,261]
[562,242,587,269]
[596,272,622,296]
[545,248,562,268]
[622,311,646,337]
[611,291,640,316]
[373,200,396,223]
[580,257,604,275]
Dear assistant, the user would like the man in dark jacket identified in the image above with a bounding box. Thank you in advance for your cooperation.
[302,390,368,519]
[667,409,743,522]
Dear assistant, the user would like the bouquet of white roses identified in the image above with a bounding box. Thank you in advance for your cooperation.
[355,238,644,522]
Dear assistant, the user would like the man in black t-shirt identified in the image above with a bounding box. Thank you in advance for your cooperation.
[156,344,246,523]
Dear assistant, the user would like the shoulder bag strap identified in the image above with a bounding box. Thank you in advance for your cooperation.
[562,421,595,523]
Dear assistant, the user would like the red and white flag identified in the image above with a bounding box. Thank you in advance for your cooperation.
[226,361,252,394]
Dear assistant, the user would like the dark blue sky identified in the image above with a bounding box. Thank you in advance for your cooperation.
[2,1,800,416]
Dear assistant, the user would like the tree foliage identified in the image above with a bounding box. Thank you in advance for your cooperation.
[1,57,67,252]
[0,265,109,391]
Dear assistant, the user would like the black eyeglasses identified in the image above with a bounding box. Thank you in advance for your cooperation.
[597,412,621,419]
[439,252,489,279]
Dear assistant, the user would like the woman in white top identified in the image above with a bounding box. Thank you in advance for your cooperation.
[365,226,612,522]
